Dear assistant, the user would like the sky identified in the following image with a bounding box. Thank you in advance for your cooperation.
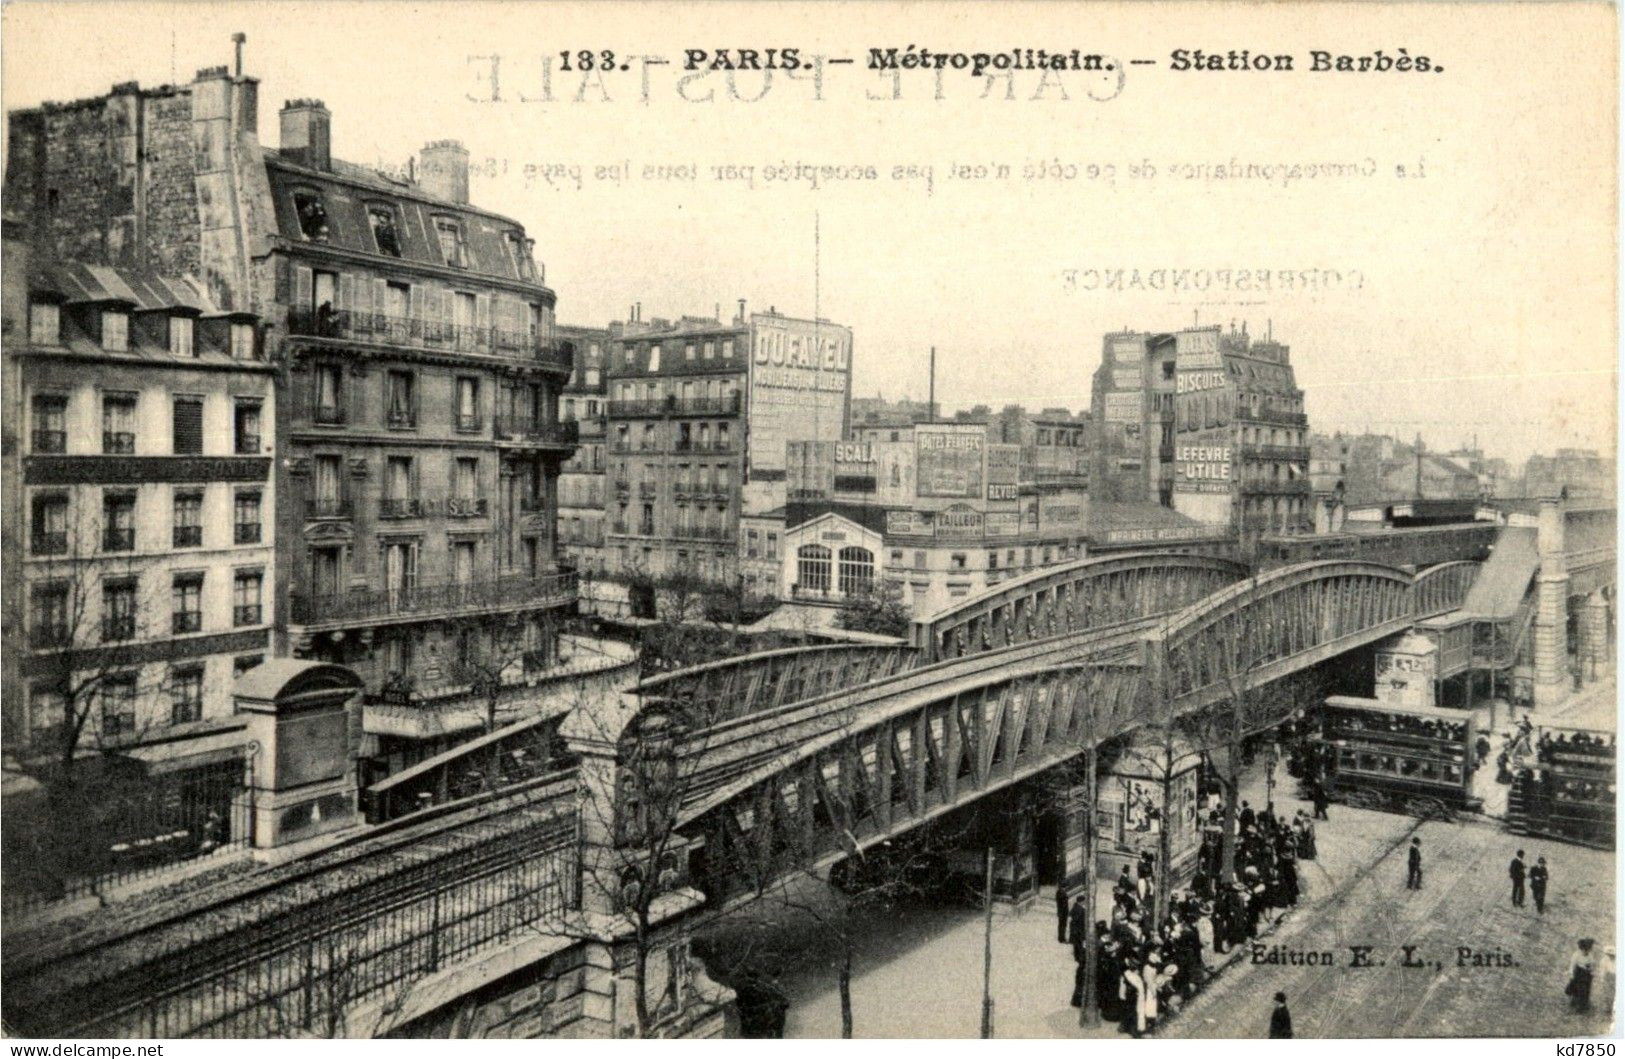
[2,0,1617,467]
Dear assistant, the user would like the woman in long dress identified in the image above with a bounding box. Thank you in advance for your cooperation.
[1567,939,1596,1014]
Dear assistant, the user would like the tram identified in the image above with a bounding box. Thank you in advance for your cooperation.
[1312,695,1479,815]
[1506,725,1616,849]
[1256,521,1497,570]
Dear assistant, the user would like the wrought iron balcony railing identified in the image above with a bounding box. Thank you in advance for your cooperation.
[234,605,263,626]
[31,430,65,454]
[1240,478,1311,495]
[235,522,262,544]
[32,532,67,555]
[380,498,425,519]
[102,527,135,552]
[607,393,742,418]
[172,612,202,634]
[493,416,579,448]
[306,496,352,519]
[1240,444,1312,462]
[287,308,572,371]
[313,404,347,425]
[174,525,203,547]
[235,433,261,455]
[102,432,135,455]
[289,570,577,626]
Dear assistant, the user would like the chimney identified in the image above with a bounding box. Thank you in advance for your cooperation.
[737,299,747,323]
[279,99,331,171]
[232,32,247,78]
[418,139,470,204]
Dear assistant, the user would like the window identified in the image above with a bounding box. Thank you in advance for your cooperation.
[174,491,203,547]
[29,301,60,344]
[102,393,136,453]
[369,206,402,256]
[914,550,927,569]
[103,491,136,552]
[31,493,68,555]
[506,232,535,280]
[524,537,540,576]
[234,491,262,544]
[950,553,968,571]
[435,219,466,267]
[315,364,344,423]
[29,583,69,648]
[640,503,655,535]
[382,541,418,594]
[293,190,330,241]
[386,371,416,428]
[838,547,874,596]
[173,397,204,454]
[685,342,696,362]
[234,400,262,454]
[312,454,344,516]
[29,683,65,739]
[169,315,195,357]
[452,541,476,584]
[722,339,735,359]
[31,394,66,453]
[456,377,480,430]
[103,578,137,641]
[384,456,416,515]
[172,573,203,633]
[797,544,831,593]
[312,269,337,314]
[703,341,715,360]
[717,423,731,450]
[170,667,204,724]
[384,281,410,319]
[233,569,263,626]
[454,291,477,348]
[746,529,760,559]
[100,310,129,352]
[766,532,779,559]
[234,654,265,681]
[454,457,478,502]
[311,545,343,598]
[231,322,257,360]
[100,674,137,736]
[988,551,999,570]
[649,344,662,371]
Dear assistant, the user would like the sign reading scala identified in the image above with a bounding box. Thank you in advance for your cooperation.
[916,425,986,499]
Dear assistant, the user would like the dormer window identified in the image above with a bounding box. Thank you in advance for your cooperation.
[369,206,402,257]
[230,322,257,360]
[28,301,59,345]
[434,218,466,268]
[169,315,195,357]
[505,232,535,280]
[100,310,129,352]
[293,190,330,242]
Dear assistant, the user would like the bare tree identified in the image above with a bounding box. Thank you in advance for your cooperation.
[442,607,565,734]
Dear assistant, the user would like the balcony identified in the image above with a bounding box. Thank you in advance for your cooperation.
[103,615,136,642]
[1241,444,1312,462]
[30,624,69,650]
[385,410,417,430]
[520,496,548,514]
[286,308,572,373]
[446,497,488,518]
[306,496,352,519]
[607,393,742,419]
[102,432,135,455]
[102,527,135,552]
[172,611,202,634]
[638,482,658,499]
[380,498,426,519]
[1240,407,1309,427]
[31,430,65,454]
[1240,478,1311,496]
[31,532,67,556]
[288,570,577,627]
[235,522,262,544]
[174,525,203,548]
[455,413,482,433]
[235,434,261,455]
[673,526,733,542]
[493,416,578,452]
[234,604,263,626]
[313,404,347,426]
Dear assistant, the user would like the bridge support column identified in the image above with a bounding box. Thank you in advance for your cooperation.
[1533,498,1571,710]
[1577,591,1611,683]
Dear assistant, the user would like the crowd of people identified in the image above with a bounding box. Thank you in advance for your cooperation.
[1061,796,1320,1037]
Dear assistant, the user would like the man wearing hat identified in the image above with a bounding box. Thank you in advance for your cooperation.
[1406,837,1424,891]
[1269,992,1293,1038]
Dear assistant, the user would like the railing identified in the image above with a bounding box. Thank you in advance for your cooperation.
[1240,408,1309,427]
[446,497,488,518]
[172,612,202,634]
[32,532,67,555]
[674,440,735,454]
[493,416,579,447]
[1241,444,1312,462]
[102,432,135,455]
[607,394,742,418]
[379,498,425,519]
[286,308,573,372]
[234,605,262,626]
[1240,479,1311,495]
[385,410,417,430]
[312,404,346,425]
[454,413,482,432]
[174,525,203,547]
[288,570,577,625]
[305,496,352,519]
[638,482,658,499]
[672,526,734,542]
[32,430,66,454]
[30,624,69,649]
[234,434,261,455]
[520,496,547,514]
[234,522,261,544]
[103,527,135,552]
[103,615,136,641]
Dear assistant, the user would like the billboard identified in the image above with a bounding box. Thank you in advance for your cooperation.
[1175,328,1223,370]
[934,504,984,539]
[987,443,1020,502]
[1104,391,1142,424]
[985,511,1021,537]
[1108,336,1143,363]
[916,425,986,499]
[748,315,852,475]
[1175,439,1233,494]
[1039,494,1086,534]
[1112,367,1144,390]
[886,509,931,537]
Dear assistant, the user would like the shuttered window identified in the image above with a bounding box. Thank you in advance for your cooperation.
[173,397,204,455]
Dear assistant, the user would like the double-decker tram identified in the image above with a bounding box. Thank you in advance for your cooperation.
[1313,695,1479,815]
[1507,725,1616,849]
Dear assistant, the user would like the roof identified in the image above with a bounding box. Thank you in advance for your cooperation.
[37,260,220,313]
[232,659,363,705]
[1086,502,1212,535]
[1458,525,1538,619]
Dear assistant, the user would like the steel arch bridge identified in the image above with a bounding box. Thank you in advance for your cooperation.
[665,559,1478,902]
[913,552,1252,663]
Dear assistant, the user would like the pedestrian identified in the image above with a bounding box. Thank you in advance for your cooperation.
[1269,992,1294,1038]
[1239,800,1256,832]
[1070,896,1091,960]
[1119,958,1141,1036]
[1531,856,1549,913]
[1509,849,1526,908]
[1566,938,1596,1014]
[1311,780,1330,821]
[1057,884,1071,943]
[1406,837,1423,891]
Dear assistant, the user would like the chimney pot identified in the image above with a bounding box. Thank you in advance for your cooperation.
[279,99,331,171]
[417,139,470,205]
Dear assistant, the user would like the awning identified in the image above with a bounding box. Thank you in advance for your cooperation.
[117,726,252,775]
